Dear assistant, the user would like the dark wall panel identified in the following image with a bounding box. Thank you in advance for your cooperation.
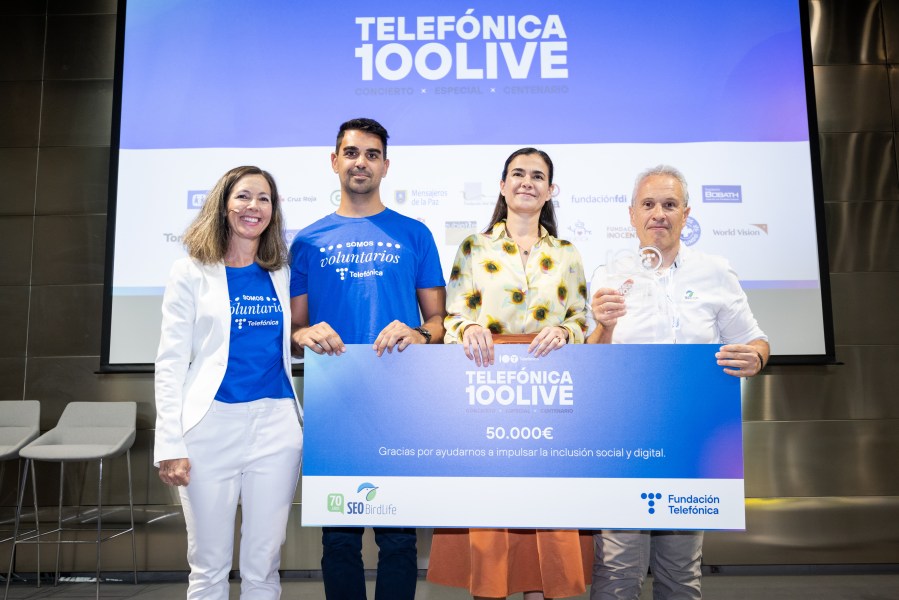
[44,14,117,80]
[830,272,899,345]
[0,217,34,285]
[39,80,113,146]
[744,345,899,421]
[818,132,899,202]
[31,214,106,285]
[809,0,885,65]
[0,287,31,359]
[0,148,38,216]
[813,65,892,132]
[0,15,45,81]
[744,420,899,497]
[0,82,42,147]
[825,201,899,272]
[884,0,899,63]
[26,284,102,357]
[35,146,110,215]
[0,358,26,398]
[47,0,117,15]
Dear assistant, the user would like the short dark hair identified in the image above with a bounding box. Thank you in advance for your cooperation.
[485,147,558,237]
[335,118,390,156]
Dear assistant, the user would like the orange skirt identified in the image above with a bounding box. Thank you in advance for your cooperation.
[427,528,594,598]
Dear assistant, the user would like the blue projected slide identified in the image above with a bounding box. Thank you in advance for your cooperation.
[107,0,827,364]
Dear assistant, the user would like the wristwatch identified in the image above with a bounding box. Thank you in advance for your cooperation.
[414,326,432,344]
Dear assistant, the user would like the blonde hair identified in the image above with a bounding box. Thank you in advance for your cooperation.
[182,166,288,270]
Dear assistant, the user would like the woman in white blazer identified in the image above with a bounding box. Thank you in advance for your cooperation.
[154,166,303,600]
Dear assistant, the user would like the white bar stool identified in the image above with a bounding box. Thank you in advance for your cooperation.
[4,402,137,600]
[0,401,41,580]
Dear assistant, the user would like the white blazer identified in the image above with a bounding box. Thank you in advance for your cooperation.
[153,257,301,465]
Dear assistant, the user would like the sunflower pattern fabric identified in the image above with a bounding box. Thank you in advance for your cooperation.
[445,221,588,343]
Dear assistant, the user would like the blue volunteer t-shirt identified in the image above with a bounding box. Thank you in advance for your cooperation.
[290,208,445,343]
[215,262,294,403]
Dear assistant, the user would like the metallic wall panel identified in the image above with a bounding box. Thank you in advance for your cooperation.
[48,0,117,15]
[891,66,899,132]
[885,0,899,63]
[818,132,899,202]
[813,65,892,132]
[24,357,155,428]
[35,146,109,215]
[39,80,113,147]
[704,496,899,564]
[0,216,34,285]
[744,420,899,498]
[0,82,41,147]
[31,214,106,285]
[0,358,26,398]
[826,202,899,272]
[830,272,899,345]
[744,345,899,421]
[45,14,117,80]
[0,15,45,81]
[26,284,103,357]
[808,0,885,65]
[0,287,29,359]
[0,148,38,216]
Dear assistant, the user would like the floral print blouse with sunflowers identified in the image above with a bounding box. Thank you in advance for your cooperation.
[445,221,588,344]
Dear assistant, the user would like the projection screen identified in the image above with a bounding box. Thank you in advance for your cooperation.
[102,0,834,369]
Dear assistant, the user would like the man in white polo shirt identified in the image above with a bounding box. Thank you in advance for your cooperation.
[587,164,769,599]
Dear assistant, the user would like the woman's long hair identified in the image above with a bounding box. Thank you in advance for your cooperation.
[484,147,558,238]
[182,166,288,270]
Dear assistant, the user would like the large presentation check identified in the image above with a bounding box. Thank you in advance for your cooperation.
[301,344,744,530]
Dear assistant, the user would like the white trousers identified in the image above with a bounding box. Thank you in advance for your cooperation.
[179,398,303,600]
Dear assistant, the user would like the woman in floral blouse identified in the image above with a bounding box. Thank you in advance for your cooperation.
[427,148,592,600]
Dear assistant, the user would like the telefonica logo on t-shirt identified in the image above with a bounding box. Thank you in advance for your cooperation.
[701,185,742,203]
[318,241,402,279]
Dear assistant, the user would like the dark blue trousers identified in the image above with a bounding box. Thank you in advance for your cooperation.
[321,526,417,600]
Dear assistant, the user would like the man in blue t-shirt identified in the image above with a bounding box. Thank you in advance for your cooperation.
[290,118,446,600]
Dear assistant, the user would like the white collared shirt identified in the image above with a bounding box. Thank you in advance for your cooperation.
[588,246,767,345]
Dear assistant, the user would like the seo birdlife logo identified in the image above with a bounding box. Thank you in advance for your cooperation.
[327,482,398,517]
[358,482,378,501]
